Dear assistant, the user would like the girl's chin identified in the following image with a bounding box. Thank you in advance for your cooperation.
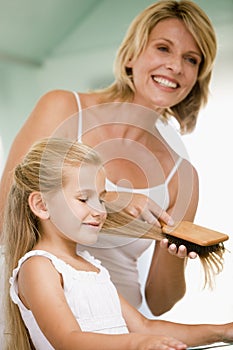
[77,233,99,246]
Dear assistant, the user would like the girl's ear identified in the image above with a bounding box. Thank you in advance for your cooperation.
[28,192,50,220]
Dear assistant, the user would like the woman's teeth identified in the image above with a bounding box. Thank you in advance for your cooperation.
[153,76,177,88]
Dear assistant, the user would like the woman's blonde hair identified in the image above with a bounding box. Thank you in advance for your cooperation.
[3,137,103,349]
[99,0,217,134]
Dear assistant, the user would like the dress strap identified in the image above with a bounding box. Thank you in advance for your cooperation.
[165,157,183,185]
[72,91,83,142]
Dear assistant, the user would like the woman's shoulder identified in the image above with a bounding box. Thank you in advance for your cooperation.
[179,157,198,179]
[26,89,84,136]
[35,90,101,114]
[172,157,199,191]
[36,89,79,113]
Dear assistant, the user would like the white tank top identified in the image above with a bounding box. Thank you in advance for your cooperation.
[73,91,182,314]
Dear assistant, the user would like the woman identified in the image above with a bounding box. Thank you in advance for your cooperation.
[0,0,217,316]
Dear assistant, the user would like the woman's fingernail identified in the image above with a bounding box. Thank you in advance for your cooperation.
[168,218,174,226]
[129,208,138,217]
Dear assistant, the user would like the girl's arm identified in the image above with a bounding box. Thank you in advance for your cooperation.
[120,294,233,348]
[145,160,199,315]
[18,256,186,350]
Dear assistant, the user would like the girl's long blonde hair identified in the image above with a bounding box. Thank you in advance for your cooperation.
[3,138,103,349]
[98,0,217,134]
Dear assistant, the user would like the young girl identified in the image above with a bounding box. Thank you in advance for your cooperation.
[3,137,233,350]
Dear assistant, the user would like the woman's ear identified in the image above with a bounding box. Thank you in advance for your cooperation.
[126,57,134,68]
[28,192,50,220]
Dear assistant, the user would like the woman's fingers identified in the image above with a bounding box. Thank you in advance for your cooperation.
[160,239,198,259]
[149,204,174,226]
[125,193,174,226]
[140,209,161,227]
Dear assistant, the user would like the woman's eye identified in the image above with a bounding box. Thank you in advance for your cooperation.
[185,56,198,65]
[157,46,169,52]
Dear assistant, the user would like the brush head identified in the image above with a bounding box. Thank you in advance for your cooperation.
[162,221,229,255]
[164,233,226,256]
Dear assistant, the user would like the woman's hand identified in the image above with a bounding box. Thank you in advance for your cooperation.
[132,333,187,350]
[160,238,197,259]
[105,191,173,227]
[221,323,233,343]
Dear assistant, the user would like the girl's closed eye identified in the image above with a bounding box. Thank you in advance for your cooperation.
[76,196,105,205]
[77,197,88,203]
[99,197,105,205]
[99,190,107,204]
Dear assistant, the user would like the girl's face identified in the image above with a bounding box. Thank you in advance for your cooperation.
[127,18,202,111]
[45,164,107,245]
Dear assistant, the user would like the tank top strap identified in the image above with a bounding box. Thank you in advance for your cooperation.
[72,91,83,142]
[165,157,183,185]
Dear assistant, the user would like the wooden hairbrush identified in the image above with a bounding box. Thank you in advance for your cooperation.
[102,208,229,287]
[102,211,229,256]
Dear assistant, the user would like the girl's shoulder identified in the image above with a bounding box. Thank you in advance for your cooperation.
[11,250,63,278]
[12,249,104,279]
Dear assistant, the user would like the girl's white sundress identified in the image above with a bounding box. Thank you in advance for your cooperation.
[10,249,128,350]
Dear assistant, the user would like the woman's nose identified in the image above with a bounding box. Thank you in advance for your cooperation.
[165,55,183,74]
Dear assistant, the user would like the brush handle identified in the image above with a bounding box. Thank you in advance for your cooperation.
[162,221,229,246]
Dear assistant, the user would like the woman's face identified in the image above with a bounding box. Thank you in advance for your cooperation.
[127,18,202,111]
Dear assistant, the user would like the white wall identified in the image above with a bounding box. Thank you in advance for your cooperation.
[0,61,40,172]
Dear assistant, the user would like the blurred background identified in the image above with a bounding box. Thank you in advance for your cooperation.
[0,0,233,324]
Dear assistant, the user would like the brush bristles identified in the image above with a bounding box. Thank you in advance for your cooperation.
[165,234,225,256]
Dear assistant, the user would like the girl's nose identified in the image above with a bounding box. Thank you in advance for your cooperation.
[90,201,106,218]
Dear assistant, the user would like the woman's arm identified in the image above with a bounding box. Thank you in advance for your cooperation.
[0,90,78,233]
[145,160,199,315]
[120,294,233,348]
[104,160,199,315]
